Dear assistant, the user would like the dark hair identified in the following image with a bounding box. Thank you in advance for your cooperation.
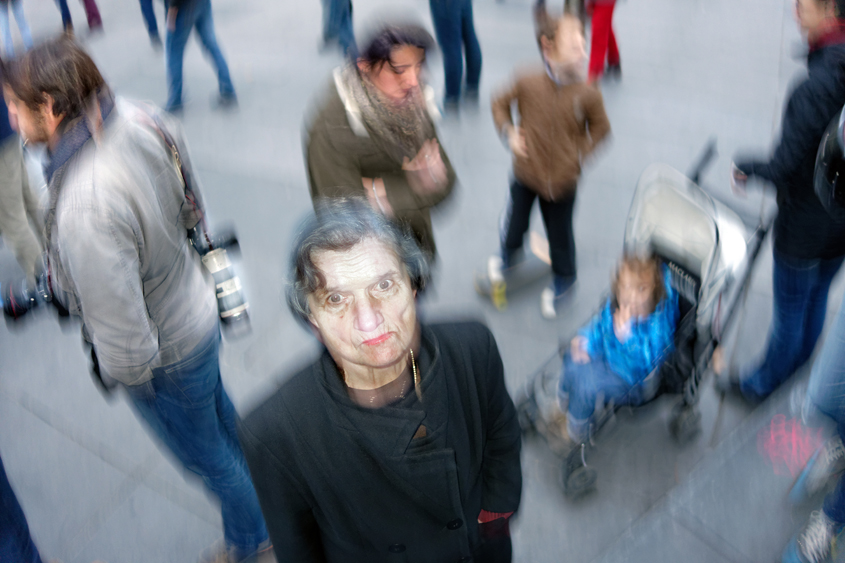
[286,197,430,327]
[533,2,583,54]
[611,254,666,314]
[1,35,105,118]
[356,22,435,67]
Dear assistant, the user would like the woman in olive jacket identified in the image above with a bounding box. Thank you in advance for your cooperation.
[304,22,457,258]
[239,199,522,563]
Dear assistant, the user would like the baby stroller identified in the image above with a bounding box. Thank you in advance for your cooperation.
[515,143,771,497]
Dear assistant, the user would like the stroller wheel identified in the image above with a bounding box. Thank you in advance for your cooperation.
[669,403,702,445]
[562,444,597,498]
[515,392,540,435]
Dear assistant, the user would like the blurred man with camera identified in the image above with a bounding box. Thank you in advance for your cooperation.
[1,36,268,563]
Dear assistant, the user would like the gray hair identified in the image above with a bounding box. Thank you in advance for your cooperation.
[286,197,431,326]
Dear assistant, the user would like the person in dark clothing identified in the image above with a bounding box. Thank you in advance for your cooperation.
[729,0,845,404]
[429,0,482,111]
[164,0,235,112]
[239,198,522,563]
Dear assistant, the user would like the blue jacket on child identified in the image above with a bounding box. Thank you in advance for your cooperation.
[579,266,679,386]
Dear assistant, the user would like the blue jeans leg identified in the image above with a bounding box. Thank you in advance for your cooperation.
[193,0,235,97]
[10,0,31,50]
[741,251,844,400]
[55,0,72,29]
[165,5,193,109]
[0,454,41,563]
[561,354,639,440]
[139,0,159,36]
[127,328,268,555]
[430,0,463,102]
[460,0,481,91]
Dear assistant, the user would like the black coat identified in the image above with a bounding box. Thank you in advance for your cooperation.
[238,322,522,563]
[735,37,845,260]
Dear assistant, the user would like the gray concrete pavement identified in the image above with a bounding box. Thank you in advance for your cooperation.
[0,0,839,561]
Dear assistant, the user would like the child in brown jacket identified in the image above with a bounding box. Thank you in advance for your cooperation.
[490,4,610,318]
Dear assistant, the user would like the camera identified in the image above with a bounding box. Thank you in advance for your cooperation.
[189,225,251,335]
[0,254,53,319]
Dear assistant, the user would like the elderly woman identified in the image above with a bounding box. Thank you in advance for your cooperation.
[239,198,522,563]
[305,22,457,258]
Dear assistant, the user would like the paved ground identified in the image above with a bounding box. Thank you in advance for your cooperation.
[0,0,842,561]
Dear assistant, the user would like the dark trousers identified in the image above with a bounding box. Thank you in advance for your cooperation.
[741,250,845,400]
[0,454,41,563]
[429,0,482,103]
[501,178,576,279]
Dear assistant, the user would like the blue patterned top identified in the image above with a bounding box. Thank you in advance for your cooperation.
[579,265,679,386]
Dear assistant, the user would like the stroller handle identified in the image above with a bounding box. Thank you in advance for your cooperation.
[688,138,718,186]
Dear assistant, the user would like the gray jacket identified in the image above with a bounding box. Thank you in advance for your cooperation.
[47,98,217,386]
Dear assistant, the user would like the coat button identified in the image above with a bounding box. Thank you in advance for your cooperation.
[447,519,463,530]
[388,544,406,553]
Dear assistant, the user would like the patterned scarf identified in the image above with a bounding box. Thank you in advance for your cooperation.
[340,63,434,165]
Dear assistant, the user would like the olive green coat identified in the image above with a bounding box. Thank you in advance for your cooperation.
[305,69,457,256]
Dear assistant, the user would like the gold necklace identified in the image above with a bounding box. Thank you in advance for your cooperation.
[410,349,422,402]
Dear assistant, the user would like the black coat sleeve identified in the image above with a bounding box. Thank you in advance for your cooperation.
[735,80,829,192]
[238,418,327,563]
[479,327,523,514]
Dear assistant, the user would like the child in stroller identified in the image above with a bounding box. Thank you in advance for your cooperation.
[561,254,680,443]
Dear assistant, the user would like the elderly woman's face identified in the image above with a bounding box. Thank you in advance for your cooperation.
[307,238,417,375]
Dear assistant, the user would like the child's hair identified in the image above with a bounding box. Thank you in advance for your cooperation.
[533,2,584,55]
[611,254,666,314]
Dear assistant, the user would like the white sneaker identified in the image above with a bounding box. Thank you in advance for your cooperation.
[540,287,556,319]
[488,255,505,284]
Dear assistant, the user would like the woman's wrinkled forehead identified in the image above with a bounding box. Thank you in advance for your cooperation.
[310,238,404,291]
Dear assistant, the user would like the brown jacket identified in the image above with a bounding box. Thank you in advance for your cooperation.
[305,69,457,257]
[492,68,610,201]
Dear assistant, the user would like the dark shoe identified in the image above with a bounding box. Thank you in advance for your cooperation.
[442,98,460,117]
[164,103,184,115]
[150,34,163,51]
[463,87,479,106]
[214,93,238,110]
[716,370,763,406]
[606,63,621,80]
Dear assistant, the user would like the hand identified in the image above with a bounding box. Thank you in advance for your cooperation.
[402,139,449,196]
[508,126,528,159]
[167,7,178,32]
[730,162,748,198]
[570,336,590,364]
[362,177,394,217]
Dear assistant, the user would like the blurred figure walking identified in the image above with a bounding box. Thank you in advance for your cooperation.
[55,0,103,34]
[727,0,845,405]
[320,0,356,57]
[165,0,236,112]
[429,0,482,112]
[2,37,267,563]
[0,0,32,56]
[489,4,610,318]
[0,62,42,284]
[585,0,619,84]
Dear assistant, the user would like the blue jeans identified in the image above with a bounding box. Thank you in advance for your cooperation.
[429,0,482,103]
[559,353,643,441]
[0,453,41,563]
[165,0,235,110]
[321,0,356,58]
[803,300,845,524]
[741,250,845,401]
[127,328,268,555]
[0,0,32,57]
[139,0,159,37]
